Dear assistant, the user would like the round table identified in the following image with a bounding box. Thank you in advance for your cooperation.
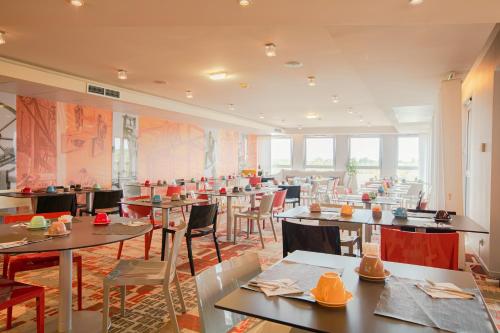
[0,216,152,333]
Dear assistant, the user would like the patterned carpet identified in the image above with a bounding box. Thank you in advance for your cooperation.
[1,212,499,332]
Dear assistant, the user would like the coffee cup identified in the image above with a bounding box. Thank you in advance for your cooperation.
[46,186,56,193]
[152,194,162,203]
[29,216,47,228]
[359,255,385,278]
[58,215,73,230]
[94,213,110,224]
[311,272,348,304]
[393,207,407,219]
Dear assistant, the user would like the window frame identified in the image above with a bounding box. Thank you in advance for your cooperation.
[348,136,382,169]
[303,136,336,170]
[270,136,293,169]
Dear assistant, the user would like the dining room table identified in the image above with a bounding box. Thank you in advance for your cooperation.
[336,194,403,209]
[195,187,278,242]
[215,250,496,333]
[118,197,208,260]
[0,215,152,333]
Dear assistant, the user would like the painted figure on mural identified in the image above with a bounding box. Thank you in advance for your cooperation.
[74,105,84,131]
[205,130,216,177]
[92,113,108,157]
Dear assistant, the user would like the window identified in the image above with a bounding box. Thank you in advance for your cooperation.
[305,137,335,169]
[271,137,292,174]
[349,137,381,184]
[397,136,420,181]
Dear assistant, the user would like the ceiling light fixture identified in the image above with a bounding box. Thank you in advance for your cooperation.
[359,118,364,122]
[117,70,128,80]
[0,31,6,45]
[307,76,316,87]
[209,71,227,81]
[367,122,372,127]
[239,82,248,88]
[409,0,423,5]
[259,113,265,119]
[185,90,193,99]
[298,125,303,130]
[347,107,353,114]
[306,112,319,119]
[332,95,339,103]
[228,104,235,111]
[284,61,303,68]
[264,43,276,57]
[70,0,84,6]
[239,0,251,7]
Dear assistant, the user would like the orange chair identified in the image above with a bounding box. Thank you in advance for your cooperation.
[380,227,459,270]
[3,212,83,312]
[249,176,262,187]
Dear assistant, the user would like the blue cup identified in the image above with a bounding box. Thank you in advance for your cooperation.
[245,184,252,191]
[46,186,56,193]
[152,194,162,203]
[393,207,408,219]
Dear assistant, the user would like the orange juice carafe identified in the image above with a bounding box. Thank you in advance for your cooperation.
[340,204,353,216]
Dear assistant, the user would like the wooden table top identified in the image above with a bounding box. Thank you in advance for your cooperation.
[215,250,494,333]
[337,194,402,205]
[0,216,152,254]
[195,187,276,197]
[276,206,489,234]
[0,189,117,198]
[120,198,207,209]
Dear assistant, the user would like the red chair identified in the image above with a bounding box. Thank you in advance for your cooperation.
[118,196,155,260]
[272,189,287,216]
[3,212,82,312]
[380,227,459,270]
[0,278,44,332]
[249,176,262,187]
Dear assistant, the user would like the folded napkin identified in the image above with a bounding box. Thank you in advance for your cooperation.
[0,238,28,249]
[248,278,304,297]
[416,281,475,299]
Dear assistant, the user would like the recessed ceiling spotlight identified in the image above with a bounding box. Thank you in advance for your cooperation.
[209,71,227,81]
[359,118,364,122]
[306,112,319,119]
[298,125,303,130]
[259,113,265,119]
[367,122,372,127]
[409,0,423,5]
[0,31,5,45]
[117,69,128,80]
[307,76,316,87]
[347,108,353,114]
[264,43,276,57]
[332,95,339,104]
[239,0,251,7]
[153,80,167,84]
[70,0,84,6]
[228,104,235,111]
[239,82,248,89]
[284,61,303,68]
[185,90,193,99]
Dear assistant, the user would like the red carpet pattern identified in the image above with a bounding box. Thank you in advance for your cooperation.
[1,214,499,332]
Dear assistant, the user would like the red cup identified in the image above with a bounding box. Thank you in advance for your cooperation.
[144,180,151,187]
[219,187,227,194]
[94,213,110,224]
[21,187,32,194]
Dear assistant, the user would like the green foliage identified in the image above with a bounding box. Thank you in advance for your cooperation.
[346,159,358,176]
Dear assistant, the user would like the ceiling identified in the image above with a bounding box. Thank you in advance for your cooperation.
[0,0,498,131]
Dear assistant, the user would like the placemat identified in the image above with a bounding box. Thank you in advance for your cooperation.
[92,223,150,235]
[374,276,494,332]
[243,260,344,302]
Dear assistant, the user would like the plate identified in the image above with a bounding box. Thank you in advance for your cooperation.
[312,290,353,308]
[44,231,71,237]
[355,267,391,281]
[26,225,48,230]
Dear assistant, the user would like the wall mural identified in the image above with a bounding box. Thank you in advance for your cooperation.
[0,93,16,189]
[16,96,57,189]
[61,103,113,187]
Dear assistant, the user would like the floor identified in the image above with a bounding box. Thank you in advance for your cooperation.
[1,211,499,332]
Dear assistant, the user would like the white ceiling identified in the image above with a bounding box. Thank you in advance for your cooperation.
[0,0,498,130]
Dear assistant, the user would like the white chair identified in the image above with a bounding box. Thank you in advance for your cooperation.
[301,182,319,205]
[102,222,187,333]
[234,194,276,248]
[195,253,296,333]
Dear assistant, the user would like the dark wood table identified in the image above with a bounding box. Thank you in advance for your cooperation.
[119,198,207,259]
[215,250,495,333]
[0,215,152,333]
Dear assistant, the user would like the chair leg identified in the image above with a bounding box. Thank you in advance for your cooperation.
[233,217,238,245]
[246,220,251,239]
[117,241,124,260]
[161,229,167,261]
[102,283,110,333]
[255,218,265,249]
[173,273,186,313]
[36,292,45,333]
[163,285,180,333]
[144,233,150,260]
[213,232,222,263]
[269,217,278,242]
[186,238,195,276]
[120,285,126,316]
[2,255,9,278]
[76,257,83,310]
[7,269,15,328]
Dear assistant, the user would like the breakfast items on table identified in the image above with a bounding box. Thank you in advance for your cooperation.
[361,192,370,202]
[309,202,322,213]
[340,204,353,217]
[47,220,69,236]
[435,210,451,222]
[311,272,353,307]
[372,205,382,219]
[171,193,181,201]
[46,185,56,193]
[93,213,110,225]
[393,207,408,219]
[152,194,162,203]
[29,216,48,229]
[144,179,151,187]
[355,255,390,281]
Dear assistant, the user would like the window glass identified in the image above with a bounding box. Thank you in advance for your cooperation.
[349,137,381,184]
[398,136,420,181]
[305,137,335,169]
[271,137,292,174]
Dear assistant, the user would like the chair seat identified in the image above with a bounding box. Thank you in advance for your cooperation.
[234,211,271,219]
[105,260,168,286]
[0,279,44,310]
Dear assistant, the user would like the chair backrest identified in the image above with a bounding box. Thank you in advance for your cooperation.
[249,176,262,186]
[36,194,77,216]
[278,185,301,200]
[166,185,182,197]
[122,196,151,219]
[188,204,218,233]
[4,211,71,224]
[380,227,459,270]
[92,190,123,211]
[272,190,287,209]
[165,221,187,285]
[282,220,341,257]
[195,253,262,333]
[259,194,274,214]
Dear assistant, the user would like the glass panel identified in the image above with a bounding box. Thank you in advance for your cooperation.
[397,136,419,180]
[305,137,334,169]
[349,137,380,167]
